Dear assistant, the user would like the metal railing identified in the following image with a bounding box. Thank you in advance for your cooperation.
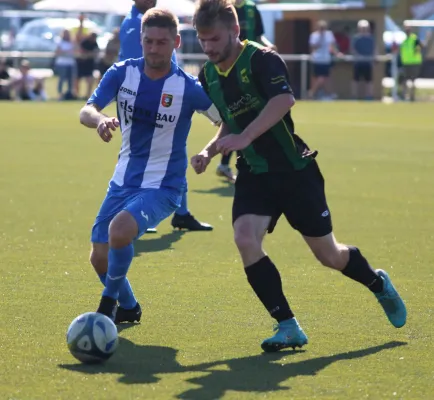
[177,53,399,100]
[0,50,400,100]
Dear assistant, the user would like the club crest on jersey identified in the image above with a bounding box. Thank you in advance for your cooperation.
[161,93,173,107]
[240,69,249,84]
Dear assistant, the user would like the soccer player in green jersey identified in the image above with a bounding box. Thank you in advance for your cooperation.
[191,0,407,352]
[215,0,276,182]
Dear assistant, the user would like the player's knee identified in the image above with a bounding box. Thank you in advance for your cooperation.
[108,213,137,248]
[234,228,260,253]
[108,226,132,248]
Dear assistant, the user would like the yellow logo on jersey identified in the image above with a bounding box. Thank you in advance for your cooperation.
[240,68,249,84]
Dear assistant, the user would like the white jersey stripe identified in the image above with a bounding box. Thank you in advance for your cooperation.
[140,74,186,189]
[112,65,141,187]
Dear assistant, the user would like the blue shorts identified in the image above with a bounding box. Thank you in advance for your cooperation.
[91,187,182,243]
[312,63,331,78]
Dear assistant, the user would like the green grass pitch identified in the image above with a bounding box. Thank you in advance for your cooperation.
[0,101,433,399]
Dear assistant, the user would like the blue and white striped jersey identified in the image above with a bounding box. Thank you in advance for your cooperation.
[87,58,213,191]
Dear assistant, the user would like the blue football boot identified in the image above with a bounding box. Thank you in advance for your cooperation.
[261,318,308,352]
[375,269,407,328]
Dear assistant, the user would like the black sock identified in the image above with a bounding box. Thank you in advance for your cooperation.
[221,152,232,166]
[245,256,294,322]
[342,247,384,293]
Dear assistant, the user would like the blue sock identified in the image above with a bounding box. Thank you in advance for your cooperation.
[175,190,189,216]
[98,272,137,309]
[118,279,137,309]
[103,243,134,301]
[99,273,107,285]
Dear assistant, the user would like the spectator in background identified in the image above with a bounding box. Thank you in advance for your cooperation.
[234,0,276,49]
[334,26,351,54]
[76,32,99,100]
[308,20,341,100]
[13,60,47,101]
[0,58,12,100]
[119,0,157,61]
[351,20,375,100]
[74,15,99,99]
[99,28,120,80]
[399,23,425,102]
[54,29,77,100]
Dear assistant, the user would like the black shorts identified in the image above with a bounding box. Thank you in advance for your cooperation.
[232,161,332,237]
[77,59,95,78]
[353,63,372,82]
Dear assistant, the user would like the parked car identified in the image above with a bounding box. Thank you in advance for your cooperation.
[0,0,31,11]
[11,17,101,68]
[0,10,68,50]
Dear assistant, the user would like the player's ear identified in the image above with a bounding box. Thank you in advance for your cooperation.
[231,23,240,41]
[174,33,181,50]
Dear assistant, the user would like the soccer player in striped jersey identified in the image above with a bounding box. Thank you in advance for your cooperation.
[215,0,276,183]
[191,0,406,352]
[79,8,221,322]
[119,0,212,233]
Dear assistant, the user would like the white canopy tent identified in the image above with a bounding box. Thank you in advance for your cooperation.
[34,0,195,17]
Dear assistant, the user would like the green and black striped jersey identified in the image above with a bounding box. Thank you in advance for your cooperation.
[199,41,315,174]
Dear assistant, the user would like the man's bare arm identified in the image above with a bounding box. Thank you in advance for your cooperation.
[79,103,119,143]
[201,122,230,158]
[79,103,107,128]
[240,94,294,143]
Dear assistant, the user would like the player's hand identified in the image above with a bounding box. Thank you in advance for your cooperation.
[216,134,251,156]
[191,152,211,174]
[97,117,119,143]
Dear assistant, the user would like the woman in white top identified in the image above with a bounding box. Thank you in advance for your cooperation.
[308,20,341,100]
[54,29,77,100]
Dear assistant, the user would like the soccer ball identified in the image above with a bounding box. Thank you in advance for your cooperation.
[66,312,118,364]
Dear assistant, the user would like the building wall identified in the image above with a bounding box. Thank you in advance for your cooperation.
[365,0,423,22]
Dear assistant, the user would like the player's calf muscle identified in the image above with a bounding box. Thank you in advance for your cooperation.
[304,234,350,271]
[90,251,108,274]
[90,243,108,274]
[314,246,349,270]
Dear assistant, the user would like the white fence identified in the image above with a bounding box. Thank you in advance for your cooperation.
[0,50,400,100]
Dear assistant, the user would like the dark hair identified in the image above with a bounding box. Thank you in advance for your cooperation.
[141,8,179,36]
[193,0,238,30]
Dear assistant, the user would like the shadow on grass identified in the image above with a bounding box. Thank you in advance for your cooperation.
[133,231,186,256]
[59,337,406,398]
[192,181,235,198]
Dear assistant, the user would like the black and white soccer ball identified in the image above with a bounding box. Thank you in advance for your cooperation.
[66,312,118,364]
